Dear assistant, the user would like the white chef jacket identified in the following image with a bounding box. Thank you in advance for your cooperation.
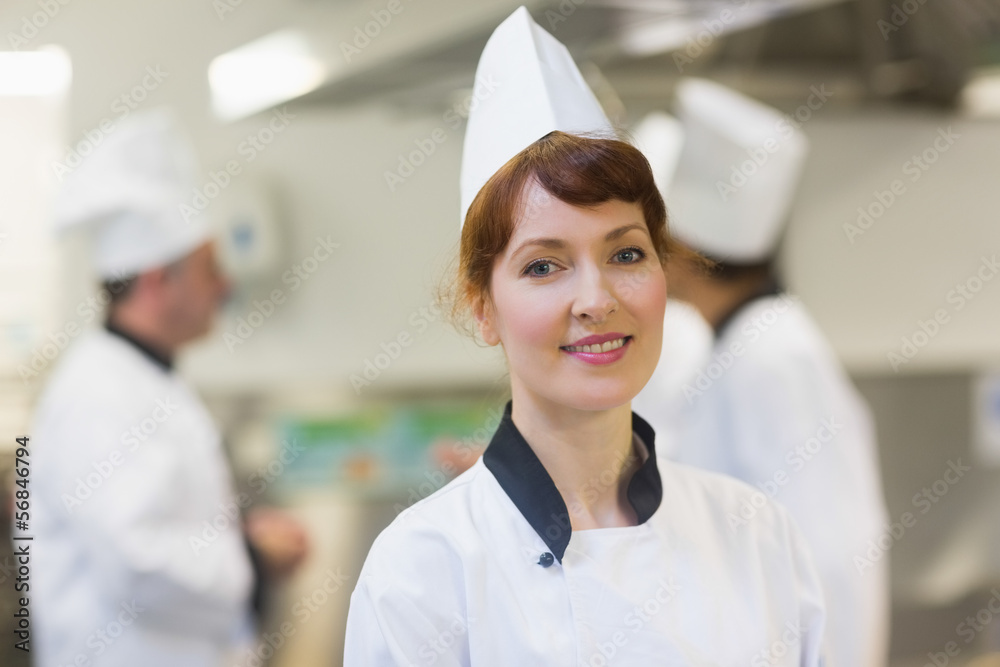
[31,327,254,667]
[662,292,890,667]
[345,400,826,666]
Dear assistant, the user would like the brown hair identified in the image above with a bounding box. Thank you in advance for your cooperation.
[445,130,698,334]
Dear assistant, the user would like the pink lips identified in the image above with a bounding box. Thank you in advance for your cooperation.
[560,334,632,366]
[566,332,626,347]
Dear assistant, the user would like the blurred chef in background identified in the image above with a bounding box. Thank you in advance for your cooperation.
[30,109,307,667]
[635,78,891,667]
[630,110,716,439]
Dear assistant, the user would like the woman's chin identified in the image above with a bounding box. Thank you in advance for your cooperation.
[512,362,652,413]
[548,382,641,413]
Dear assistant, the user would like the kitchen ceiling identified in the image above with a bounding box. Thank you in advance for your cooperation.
[210,0,1000,120]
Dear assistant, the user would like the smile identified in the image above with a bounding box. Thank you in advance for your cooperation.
[560,336,633,365]
[562,337,628,353]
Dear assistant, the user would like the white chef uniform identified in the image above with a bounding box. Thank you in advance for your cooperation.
[344,401,825,666]
[667,292,889,667]
[31,109,255,667]
[637,79,890,667]
[32,327,255,667]
[344,7,827,666]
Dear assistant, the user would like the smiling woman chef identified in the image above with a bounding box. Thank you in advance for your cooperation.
[343,7,827,666]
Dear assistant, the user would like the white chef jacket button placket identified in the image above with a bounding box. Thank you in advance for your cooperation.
[537,552,555,567]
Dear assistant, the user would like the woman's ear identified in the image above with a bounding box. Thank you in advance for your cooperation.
[472,294,501,346]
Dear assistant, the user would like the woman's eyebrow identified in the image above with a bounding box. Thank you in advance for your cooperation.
[605,223,647,242]
[511,224,648,260]
[511,237,566,258]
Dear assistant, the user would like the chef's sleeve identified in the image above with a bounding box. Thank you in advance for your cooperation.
[344,517,471,667]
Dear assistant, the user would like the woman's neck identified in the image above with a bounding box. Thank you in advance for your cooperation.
[510,388,643,530]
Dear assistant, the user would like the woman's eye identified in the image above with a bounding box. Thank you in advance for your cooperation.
[525,261,553,277]
[614,246,646,264]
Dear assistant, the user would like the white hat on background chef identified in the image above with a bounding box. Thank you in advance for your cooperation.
[629,112,713,450]
[669,78,809,263]
[459,5,614,225]
[52,108,211,279]
[631,111,685,201]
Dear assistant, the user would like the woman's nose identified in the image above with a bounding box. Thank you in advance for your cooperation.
[571,267,619,323]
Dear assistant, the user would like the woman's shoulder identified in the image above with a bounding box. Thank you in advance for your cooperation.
[655,456,822,601]
[359,459,491,575]
[655,456,802,544]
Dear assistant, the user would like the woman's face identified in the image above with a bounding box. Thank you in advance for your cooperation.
[475,182,666,412]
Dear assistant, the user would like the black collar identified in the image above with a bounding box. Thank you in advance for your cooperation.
[104,321,174,372]
[483,400,663,563]
[713,278,783,339]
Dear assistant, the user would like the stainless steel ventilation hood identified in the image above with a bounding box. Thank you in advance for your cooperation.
[208,0,1000,120]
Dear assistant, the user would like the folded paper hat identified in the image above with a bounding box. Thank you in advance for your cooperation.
[631,111,685,201]
[669,78,809,262]
[53,108,212,278]
[459,5,614,226]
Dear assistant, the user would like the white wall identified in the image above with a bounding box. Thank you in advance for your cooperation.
[182,102,506,394]
[784,112,1000,374]
[1,0,506,399]
[0,90,64,439]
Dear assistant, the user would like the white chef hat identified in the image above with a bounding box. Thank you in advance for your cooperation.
[631,111,685,201]
[459,5,614,226]
[668,78,808,263]
[52,108,211,279]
